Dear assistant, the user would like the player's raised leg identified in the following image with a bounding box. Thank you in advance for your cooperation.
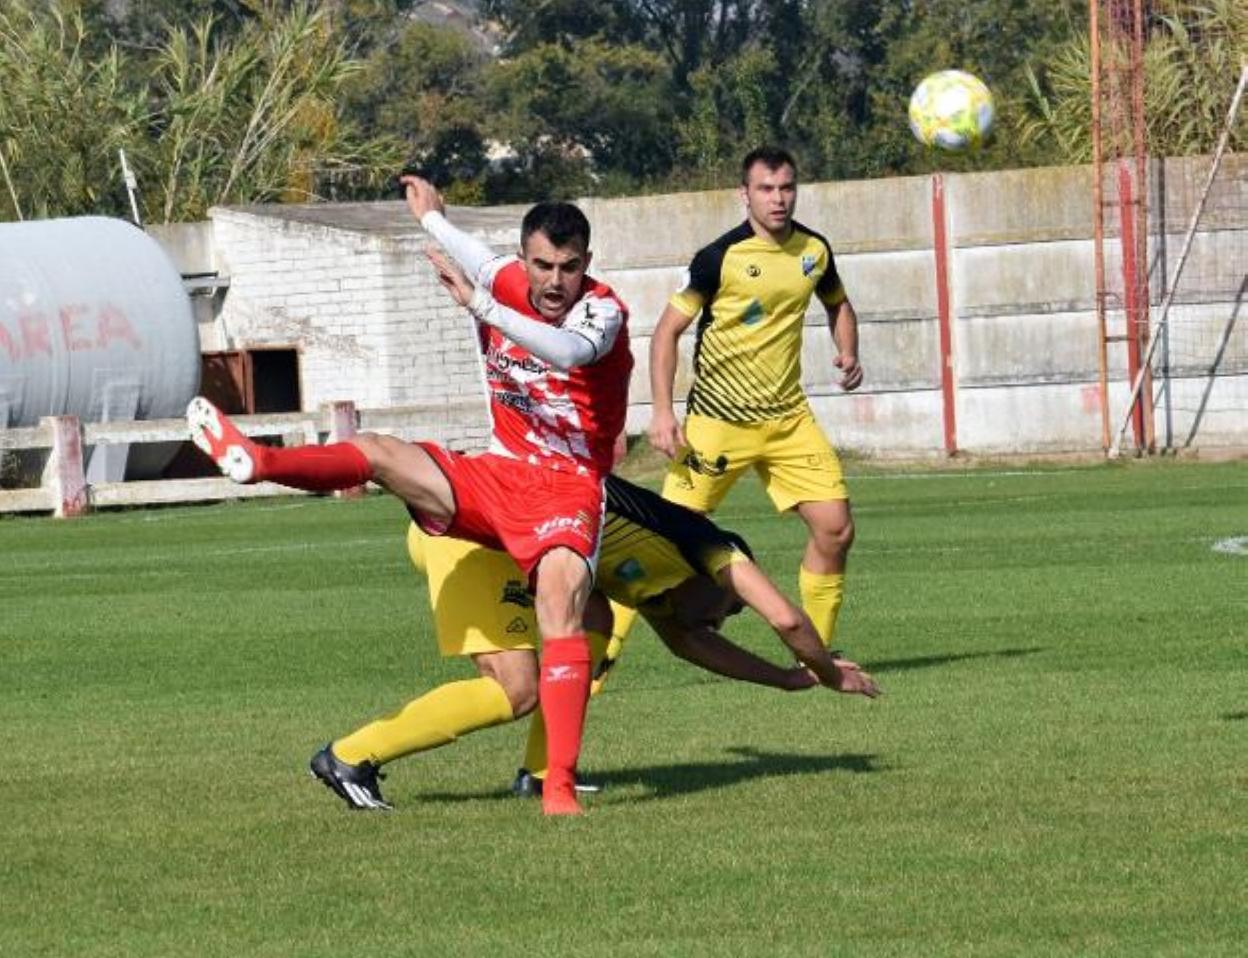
[188,396,372,490]
[187,397,455,526]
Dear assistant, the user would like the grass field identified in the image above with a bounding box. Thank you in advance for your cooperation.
[1,458,1245,956]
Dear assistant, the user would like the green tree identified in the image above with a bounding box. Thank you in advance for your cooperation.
[345,20,489,199]
[482,38,673,199]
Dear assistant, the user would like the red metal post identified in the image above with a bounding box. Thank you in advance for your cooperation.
[1116,161,1147,449]
[931,174,958,456]
[1089,0,1112,452]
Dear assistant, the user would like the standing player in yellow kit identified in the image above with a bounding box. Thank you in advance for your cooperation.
[647,145,863,653]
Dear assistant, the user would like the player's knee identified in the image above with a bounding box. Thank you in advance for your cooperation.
[503,680,538,718]
[476,654,538,717]
[812,514,854,557]
[534,550,591,635]
[348,432,389,466]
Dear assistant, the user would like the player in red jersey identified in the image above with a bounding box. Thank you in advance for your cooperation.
[187,177,633,815]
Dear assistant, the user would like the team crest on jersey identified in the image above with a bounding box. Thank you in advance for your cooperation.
[501,580,534,608]
[746,264,761,278]
[742,299,765,326]
[614,557,645,582]
[801,254,818,277]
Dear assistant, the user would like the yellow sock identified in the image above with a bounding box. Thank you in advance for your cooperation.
[334,676,514,766]
[523,629,609,779]
[798,567,845,648]
[591,601,636,695]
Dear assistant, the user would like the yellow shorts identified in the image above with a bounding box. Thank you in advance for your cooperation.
[661,409,848,513]
[407,525,537,657]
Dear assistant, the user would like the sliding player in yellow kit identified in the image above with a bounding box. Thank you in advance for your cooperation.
[310,474,878,810]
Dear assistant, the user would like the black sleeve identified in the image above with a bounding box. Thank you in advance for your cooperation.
[686,244,724,301]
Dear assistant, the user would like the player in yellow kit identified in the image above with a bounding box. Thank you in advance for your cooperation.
[309,474,878,810]
[648,146,864,655]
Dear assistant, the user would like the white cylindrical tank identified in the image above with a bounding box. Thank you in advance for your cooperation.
[0,216,200,478]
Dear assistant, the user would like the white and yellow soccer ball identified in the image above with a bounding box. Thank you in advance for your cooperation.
[908,70,995,151]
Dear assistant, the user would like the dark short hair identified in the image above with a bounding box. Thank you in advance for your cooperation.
[741,146,798,184]
[521,202,591,251]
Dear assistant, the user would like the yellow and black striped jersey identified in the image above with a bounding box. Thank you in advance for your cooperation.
[597,474,751,610]
[670,221,847,422]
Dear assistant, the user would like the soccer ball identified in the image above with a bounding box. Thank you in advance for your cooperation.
[908,70,995,151]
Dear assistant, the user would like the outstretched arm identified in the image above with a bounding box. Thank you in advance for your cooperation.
[426,247,620,370]
[403,175,500,281]
[719,559,880,697]
[643,611,816,691]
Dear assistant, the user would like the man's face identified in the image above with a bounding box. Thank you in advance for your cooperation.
[740,162,798,236]
[666,575,745,630]
[520,230,591,322]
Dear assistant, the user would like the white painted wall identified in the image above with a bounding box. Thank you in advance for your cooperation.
[189,155,1246,457]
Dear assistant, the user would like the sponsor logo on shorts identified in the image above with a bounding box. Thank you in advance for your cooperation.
[506,617,529,634]
[501,580,534,608]
[533,511,593,542]
[683,450,730,478]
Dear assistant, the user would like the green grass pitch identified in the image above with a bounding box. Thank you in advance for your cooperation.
[1,459,1245,956]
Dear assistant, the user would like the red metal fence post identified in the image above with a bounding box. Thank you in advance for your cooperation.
[931,174,959,456]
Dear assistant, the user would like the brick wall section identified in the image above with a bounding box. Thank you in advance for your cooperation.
[210,208,493,450]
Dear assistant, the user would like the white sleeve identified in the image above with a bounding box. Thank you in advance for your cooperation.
[467,288,599,370]
[561,295,624,360]
[420,210,508,285]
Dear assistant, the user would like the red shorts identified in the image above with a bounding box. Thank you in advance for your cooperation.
[411,445,604,585]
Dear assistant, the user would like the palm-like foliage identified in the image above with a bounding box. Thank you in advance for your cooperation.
[0,1,402,224]
[1021,0,1248,159]
[0,6,147,220]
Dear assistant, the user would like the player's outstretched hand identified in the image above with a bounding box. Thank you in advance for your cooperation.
[425,245,475,307]
[834,353,863,392]
[647,408,686,459]
[402,175,444,220]
[827,655,881,698]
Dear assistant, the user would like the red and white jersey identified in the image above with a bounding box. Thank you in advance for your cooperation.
[476,257,632,475]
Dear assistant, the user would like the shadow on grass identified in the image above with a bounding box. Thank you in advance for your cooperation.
[603,647,1044,696]
[416,747,882,805]
[1222,711,1248,722]
[866,646,1043,673]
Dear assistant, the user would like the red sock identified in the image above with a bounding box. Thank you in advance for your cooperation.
[252,442,373,492]
[539,634,591,815]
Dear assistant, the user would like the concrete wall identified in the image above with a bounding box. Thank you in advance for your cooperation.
[187,155,1246,456]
